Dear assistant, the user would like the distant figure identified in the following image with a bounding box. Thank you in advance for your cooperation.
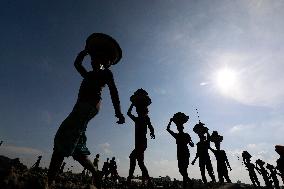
[102,158,110,179]
[127,89,155,186]
[167,112,194,189]
[93,154,100,171]
[109,157,119,181]
[242,151,260,187]
[59,162,66,173]
[47,33,125,189]
[0,141,3,146]
[275,145,284,185]
[266,163,280,189]
[210,131,232,183]
[192,122,216,183]
[31,155,42,170]
[255,159,272,188]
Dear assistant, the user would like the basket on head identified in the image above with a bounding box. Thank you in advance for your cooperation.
[210,131,223,143]
[85,33,122,65]
[256,159,265,166]
[172,112,189,125]
[193,121,208,135]
[130,88,152,107]
[275,145,284,156]
[242,151,252,159]
[266,163,275,170]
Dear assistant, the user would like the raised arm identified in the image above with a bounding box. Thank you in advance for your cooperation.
[147,117,155,139]
[127,103,136,121]
[166,118,176,138]
[74,50,88,78]
[107,71,125,124]
[255,164,261,174]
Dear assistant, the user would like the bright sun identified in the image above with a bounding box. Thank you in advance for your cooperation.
[216,68,238,94]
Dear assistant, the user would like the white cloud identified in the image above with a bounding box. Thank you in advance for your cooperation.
[99,142,112,154]
[200,82,208,86]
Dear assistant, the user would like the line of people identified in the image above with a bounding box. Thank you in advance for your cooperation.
[166,112,232,188]
[46,33,284,189]
[242,145,284,189]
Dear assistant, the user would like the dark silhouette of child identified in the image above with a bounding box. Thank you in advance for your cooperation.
[31,155,42,170]
[47,33,125,189]
[102,158,110,179]
[127,89,155,186]
[255,159,272,188]
[109,157,119,181]
[192,122,216,183]
[210,131,232,183]
[93,154,100,171]
[266,163,280,189]
[242,151,260,187]
[275,145,284,185]
[167,112,194,189]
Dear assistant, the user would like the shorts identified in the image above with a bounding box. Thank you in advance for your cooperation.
[130,142,147,161]
[53,102,98,157]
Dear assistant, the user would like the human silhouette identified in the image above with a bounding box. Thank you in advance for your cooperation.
[166,112,194,189]
[0,140,3,146]
[192,122,216,183]
[47,33,125,189]
[275,145,284,185]
[93,154,100,171]
[127,89,155,186]
[242,151,260,187]
[210,131,232,183]
[31,155,42,170]
[266,163,280,189]
[109,157,119,181]
[255,159,272,188]
[102,158,110,179]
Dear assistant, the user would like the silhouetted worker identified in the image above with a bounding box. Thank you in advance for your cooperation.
[93,154,100,171]
[59,162,66,173]
[192,122,216,183]
[167,112,194,189]
[275,145,284,185]
[210,131,232,183]
[109,157,119,181]
[102,158,110,179]
[31,155,42,169]
[0,140,3,146]
[242,151,260,187]
[266,163,280,189]
[47,33,125,189]
[255,159,272,188]
[127,89,155,186]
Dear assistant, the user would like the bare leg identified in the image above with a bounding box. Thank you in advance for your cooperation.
[48,152,64,186]
[73,155,101,189]
[128,150,136,180]
[137,159,149,179]
[206,161,216,182]
[200,162,207,183]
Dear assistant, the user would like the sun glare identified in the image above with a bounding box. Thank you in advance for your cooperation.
[216,68,238,94]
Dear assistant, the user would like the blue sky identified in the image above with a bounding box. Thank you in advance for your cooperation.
[1,0,284,185]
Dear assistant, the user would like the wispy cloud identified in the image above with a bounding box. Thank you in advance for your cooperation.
[0,145,43,156]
